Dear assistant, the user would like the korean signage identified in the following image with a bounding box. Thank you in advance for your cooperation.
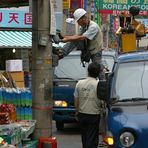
[98,0,148,15]
[0,10,32,28]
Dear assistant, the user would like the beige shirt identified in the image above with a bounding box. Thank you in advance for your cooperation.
[74,77,101,114]
[79,20,103,55]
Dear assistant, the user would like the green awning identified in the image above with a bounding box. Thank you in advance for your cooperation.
[0,31,32,48]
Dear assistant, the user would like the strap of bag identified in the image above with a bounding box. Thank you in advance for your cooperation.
[81,21,90,67]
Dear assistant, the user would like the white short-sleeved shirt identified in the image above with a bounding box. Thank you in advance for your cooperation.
[79,20,103,55]
[74,77,101,114]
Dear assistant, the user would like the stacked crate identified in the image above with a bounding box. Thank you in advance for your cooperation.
[9,71,24,88]
[5,59,25,88]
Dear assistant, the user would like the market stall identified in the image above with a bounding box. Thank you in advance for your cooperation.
[0,71,37,147]
[0,120,37,147]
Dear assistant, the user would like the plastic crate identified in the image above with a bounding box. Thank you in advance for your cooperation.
[38,137,57,148]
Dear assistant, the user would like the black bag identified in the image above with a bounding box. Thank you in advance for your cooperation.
[80,38,91,67]
[81,49,91,63]
[81,49,91,67]
[97,80,108,101]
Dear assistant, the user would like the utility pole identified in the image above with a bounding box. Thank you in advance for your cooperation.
[32,0,53,139]
[86,0,91,19]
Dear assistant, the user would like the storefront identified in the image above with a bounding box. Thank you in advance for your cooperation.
[0,6,38,147]
[0,8,32,71]
[0,31,32,71]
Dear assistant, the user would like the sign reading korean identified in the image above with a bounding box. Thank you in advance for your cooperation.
[0,10,32,28]
[99,0,148,15]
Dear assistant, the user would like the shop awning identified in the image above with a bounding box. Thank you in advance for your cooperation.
[0,31,32,48]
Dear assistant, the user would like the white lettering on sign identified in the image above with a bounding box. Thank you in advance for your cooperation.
[104,0,115,3]
[131,0,140,4]
[102,3,148,11]
[145,0,148,4]
[113,10,148,15]
[117,0,127,4]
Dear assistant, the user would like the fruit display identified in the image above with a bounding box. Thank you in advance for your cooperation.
[0,104,16,124]
[0,112,10,125]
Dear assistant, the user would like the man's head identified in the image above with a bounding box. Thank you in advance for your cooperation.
[88,62,101,78]
[73,8,87,21]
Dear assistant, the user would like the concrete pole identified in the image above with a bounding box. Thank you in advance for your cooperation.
[86,0,91,19]
[32,0,53,139]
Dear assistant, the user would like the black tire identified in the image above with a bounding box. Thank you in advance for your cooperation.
[56,121,64,131]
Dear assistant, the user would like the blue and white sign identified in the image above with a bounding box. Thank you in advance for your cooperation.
[0,10,32,28]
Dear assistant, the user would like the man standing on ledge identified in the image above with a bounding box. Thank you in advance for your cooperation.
[56,8,105,80]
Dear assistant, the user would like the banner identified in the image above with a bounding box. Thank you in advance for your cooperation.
[98,0,148,15]
[0,10,32,28]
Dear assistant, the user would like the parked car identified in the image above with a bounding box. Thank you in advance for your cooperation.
[98,51,148,148]
[52,49,116,130]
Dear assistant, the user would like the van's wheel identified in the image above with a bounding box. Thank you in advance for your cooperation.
[56,121,64,131]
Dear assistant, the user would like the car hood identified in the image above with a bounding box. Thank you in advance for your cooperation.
[109,103,148,129]
[108,104,148,147]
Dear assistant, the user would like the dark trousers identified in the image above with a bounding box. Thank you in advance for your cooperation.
[78,113,100,148]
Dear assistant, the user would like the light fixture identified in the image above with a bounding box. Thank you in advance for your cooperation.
[120,131,135,147]
[12,48,16,53]
[54,100,68,107]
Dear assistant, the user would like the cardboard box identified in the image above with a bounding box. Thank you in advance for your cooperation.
[10,71,24,82]
[15,81,25,88]
[9,72,25,88]
[6,59,23,72]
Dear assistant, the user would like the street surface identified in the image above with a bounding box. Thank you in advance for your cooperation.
[52,121,107,148]
[52,121,82,148]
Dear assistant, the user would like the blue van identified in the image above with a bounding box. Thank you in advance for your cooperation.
[98,51,148,148]
[52,50,116,130]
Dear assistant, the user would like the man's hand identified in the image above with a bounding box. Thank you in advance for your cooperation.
[61,37,69,43]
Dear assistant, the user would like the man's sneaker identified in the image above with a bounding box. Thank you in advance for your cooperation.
[52,47,64,59]
[57,32,64,39]
[52,35,62,44]
[58,49,64,59]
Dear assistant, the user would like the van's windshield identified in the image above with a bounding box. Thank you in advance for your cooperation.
[54,53,88,80]
[113,61,148,101]
[102,55,115,72]
[54,51,116,80]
